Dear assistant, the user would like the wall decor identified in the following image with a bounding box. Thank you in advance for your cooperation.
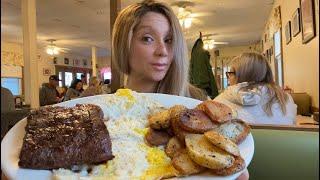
[64,58,69,65]
[53,57,57,64]
[264,33,268,42]
[292,8,301,37]
[43,68,51,76]
[74,59,80,66]
[285,21,292,44]
[300,0,316,43]
[83,59,87,66]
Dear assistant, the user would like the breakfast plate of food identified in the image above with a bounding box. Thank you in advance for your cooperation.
[1,89,254,180]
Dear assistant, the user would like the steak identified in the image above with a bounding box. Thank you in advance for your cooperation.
[18,104,114,169]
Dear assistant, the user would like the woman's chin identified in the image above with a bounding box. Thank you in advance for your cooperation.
[150,73,166,82]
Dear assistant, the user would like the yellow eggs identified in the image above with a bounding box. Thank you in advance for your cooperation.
[139,144,178,179]
[133,128,149,136]
[115,89,136,109]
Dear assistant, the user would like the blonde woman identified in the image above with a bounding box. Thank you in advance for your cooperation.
[215,52,297,125]
[112,1,249,179]
[80,76,102,97]
[112,0,206,101]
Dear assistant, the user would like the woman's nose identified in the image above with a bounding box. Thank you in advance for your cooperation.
[154,41,168,57]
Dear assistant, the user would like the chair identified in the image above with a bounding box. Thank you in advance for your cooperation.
[248,129,319,179]
[291,93,312,116]
[1,87,30,139]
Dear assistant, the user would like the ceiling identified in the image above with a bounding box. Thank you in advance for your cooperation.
[1,0,274,57]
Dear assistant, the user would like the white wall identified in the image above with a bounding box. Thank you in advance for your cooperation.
[97,56,111,69]
[262,0,319,108]
[1,41,92,88]
[212,43,262,66]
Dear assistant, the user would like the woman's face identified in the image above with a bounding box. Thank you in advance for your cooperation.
[76,82,83,90]
[227,67,237,86]
[129,12,173,82]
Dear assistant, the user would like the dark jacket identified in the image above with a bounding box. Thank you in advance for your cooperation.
[189,38,219,99]
[39,83,59,106]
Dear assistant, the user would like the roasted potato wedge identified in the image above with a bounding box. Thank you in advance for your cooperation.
[148,109,171,129]
[197,100,232,123]
[204,131,240,157]
[165,137,185,159]
[145,128,171,146]
[211,155,246,176]
[172,149,206,176]
[169,105,187,119]
[185,134,235,169]
[214,119,250,145]
[171,115,193,144]
[178,109,218,133]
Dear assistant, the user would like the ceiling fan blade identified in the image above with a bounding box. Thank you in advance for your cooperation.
[213,42,229,44]
[191,12,215,18]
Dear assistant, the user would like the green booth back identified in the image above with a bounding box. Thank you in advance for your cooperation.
[248,129,319,180]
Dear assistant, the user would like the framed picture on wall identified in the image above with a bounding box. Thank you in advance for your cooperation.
[292,8,301,37]
[64,58,69,65]
[285,21,292,44]
[53,57,57,64]
[43,68,51,76]
[300,0,316,43]
[74,59,80,66]
[83,59,87,66]
[264,33,268,42]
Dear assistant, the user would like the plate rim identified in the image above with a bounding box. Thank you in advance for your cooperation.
[1,93,254,179]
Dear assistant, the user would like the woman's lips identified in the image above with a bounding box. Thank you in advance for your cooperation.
[151,63,167,71]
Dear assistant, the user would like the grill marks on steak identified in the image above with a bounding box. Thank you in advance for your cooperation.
[18,104,114,170]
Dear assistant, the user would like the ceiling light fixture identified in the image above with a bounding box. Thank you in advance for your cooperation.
[203,39,215,50]
[178,7,193,29]
[202,34,229,50]
[172,1,195,30]
[46,39,59,55]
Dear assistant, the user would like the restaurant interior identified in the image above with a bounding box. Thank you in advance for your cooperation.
[1,0,319,179]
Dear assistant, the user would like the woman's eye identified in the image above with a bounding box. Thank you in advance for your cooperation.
[165,38,172,44]
[142,36,153,42]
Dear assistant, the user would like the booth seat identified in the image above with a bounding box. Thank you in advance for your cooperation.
[248,129,319,180]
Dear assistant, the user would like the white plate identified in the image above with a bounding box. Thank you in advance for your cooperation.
[1,93,254,180]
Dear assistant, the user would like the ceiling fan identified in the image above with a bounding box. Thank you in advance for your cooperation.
[171,1,215,29]
[202,33,228,50]
[46,39,70,55]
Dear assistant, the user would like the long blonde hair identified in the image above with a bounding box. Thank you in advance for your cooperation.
[112,0,204,99]
[231,52,288,116]
[89,76,100,87]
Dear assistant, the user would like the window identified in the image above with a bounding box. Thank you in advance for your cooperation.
[76,73,83,80]
[103,72,111,80]
[1,77,22,95]
[273,30,284,87]
[65,72,73,87]
[58,72,63,87]
[86,73,90,84]
[223,66,230,89]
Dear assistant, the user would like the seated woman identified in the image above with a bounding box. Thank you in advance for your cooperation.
[63,79,83,101]
[80,77,102,97]
[214,52,297,125]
